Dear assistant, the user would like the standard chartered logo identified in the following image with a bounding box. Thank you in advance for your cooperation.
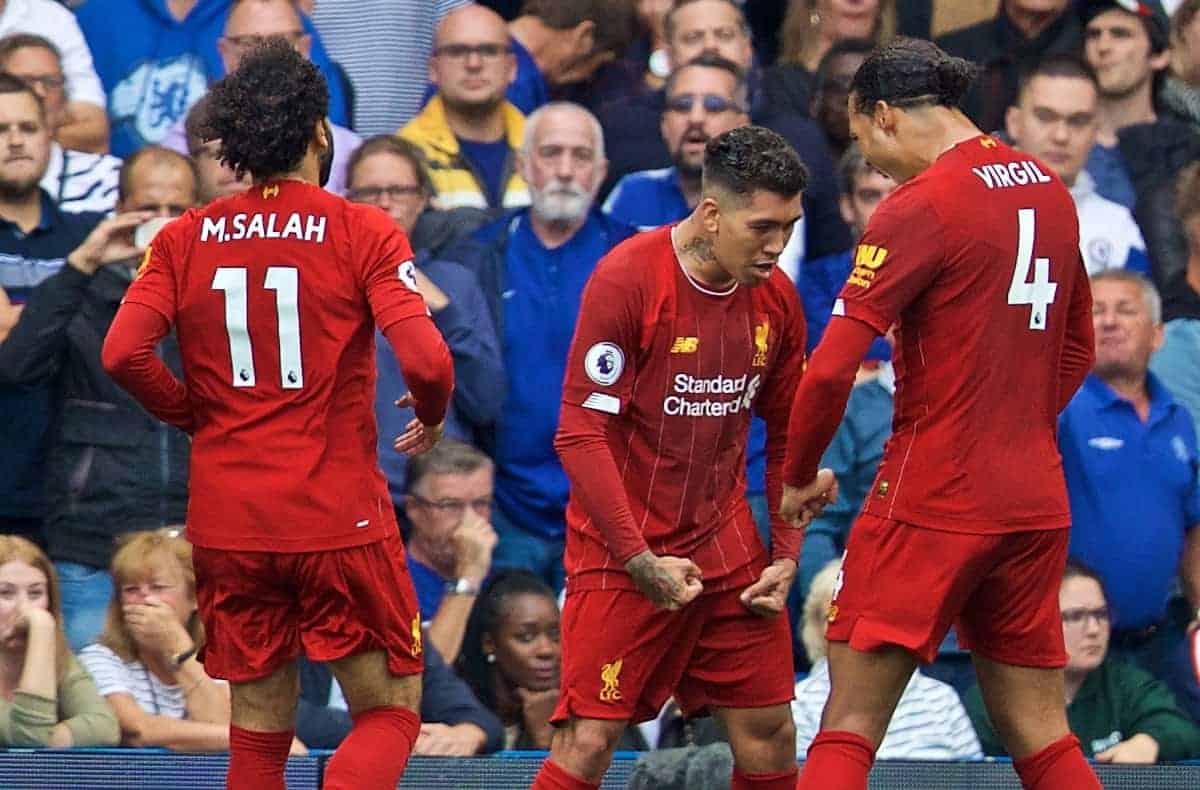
[663,373,762,417]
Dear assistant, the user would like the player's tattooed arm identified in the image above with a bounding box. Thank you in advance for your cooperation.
[625,550,703,610]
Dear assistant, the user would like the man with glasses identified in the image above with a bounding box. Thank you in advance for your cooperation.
[603,54,749,230]
[402,4,530,212]
[0,34,123,213]
[403,440,498,666]
[161,0,360,196]
[0,146,195,650]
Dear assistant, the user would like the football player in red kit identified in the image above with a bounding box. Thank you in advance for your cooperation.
[782,39,1102,790]
[529,126,810,790]
[101,40,453,790]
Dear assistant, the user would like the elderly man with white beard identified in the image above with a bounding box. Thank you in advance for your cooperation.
[447,101,636,592]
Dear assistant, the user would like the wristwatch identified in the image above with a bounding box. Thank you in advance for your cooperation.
[446,578,480,596]
[171,645,197,671]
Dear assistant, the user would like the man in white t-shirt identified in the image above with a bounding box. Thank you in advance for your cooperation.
[0,0,108,154]
[1007,52,1151,276]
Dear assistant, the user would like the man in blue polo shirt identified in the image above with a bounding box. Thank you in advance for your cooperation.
[449,102,634,591]
[0,75,103,546]
[603,54,748,231]
[1060,269,1200,719]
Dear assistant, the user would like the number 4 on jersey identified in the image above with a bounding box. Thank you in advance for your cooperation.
[1008,208,1058,331]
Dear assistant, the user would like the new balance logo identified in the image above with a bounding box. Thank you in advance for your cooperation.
[670,337,699,353]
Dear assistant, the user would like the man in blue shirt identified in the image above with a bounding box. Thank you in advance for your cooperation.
[402,440,497,667]
[1060,269,1200,718]
[603,54,749,230]
[0,76,104,546]
[449,102,635,591]
[75,0,348,157]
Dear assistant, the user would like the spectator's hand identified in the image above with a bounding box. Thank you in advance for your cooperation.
[122,597,193,661]
[1095,732,1159,764]
[625,550,703,610]
[739,558,797,618]
[0,287,22,343]
[289,737,308,756]
[0,601,53,645]
[779,470,838,528]
[393,392,444,456]
[414,722,487,756]
[411,267,450,311]
[453,507,498,584]
[66,211,157,275]
[516,686,559,749]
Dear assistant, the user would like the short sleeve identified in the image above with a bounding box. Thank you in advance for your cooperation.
[122,217,184,323]
[78,644,134,698]
[560,259,644,417]
[836,188,944,335]
[353,207,430,332]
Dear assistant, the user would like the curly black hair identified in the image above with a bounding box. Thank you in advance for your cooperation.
[850,37,978,113]
[200,37,328,181]
[702,125,808,202]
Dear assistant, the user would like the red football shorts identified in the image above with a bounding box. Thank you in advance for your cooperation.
[826,514,1069,667]
[551,584,795,725]
[192,533,423,683]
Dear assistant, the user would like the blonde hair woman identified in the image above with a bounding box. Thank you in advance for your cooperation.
[78,530,290,753]
[779,0,895,72]
[791,559,982,761]
[0,536,118,747]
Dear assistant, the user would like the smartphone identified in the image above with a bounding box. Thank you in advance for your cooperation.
[134,216,173,249]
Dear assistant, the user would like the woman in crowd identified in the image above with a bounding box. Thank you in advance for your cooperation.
[79,529,302,754]
[792,559,983,760]
[456,570,649,750]
[0,536,118,747]
[965,561,1200,763]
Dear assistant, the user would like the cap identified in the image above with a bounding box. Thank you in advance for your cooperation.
[1080,0,1171,52]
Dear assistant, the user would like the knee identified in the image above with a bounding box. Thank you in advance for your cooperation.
[557,720,624,769]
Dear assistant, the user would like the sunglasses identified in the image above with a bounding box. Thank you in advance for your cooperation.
[665,93,746,115]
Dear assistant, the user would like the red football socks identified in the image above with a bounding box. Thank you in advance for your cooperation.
[323,705,420,790]
[1013,734,1103,790]
[731,765,799,789]
[796,730,875,790]
[530,758,601,790]
[227,725,293,790]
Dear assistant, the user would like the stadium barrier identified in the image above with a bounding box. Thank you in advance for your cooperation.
[1,749,1198,789]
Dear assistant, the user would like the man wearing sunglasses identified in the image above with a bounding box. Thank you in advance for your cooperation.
[603,54,748,231]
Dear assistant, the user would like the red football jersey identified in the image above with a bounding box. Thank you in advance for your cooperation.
[836,135,1091,532]
[123,181,430,552]
[556,226,807,592]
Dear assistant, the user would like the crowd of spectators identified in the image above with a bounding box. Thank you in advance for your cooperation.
[0,0,1199,767]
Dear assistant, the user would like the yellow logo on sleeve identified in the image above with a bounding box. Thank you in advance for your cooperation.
[846,244,889,288]
[670,336,699,353]
[752,320,770,367]
[410,615,423,657]
[134,246,153,280]
[599,658,623,702]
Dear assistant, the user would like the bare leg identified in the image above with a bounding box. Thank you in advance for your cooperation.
[971,653,1069,759]
[712,703,797,773]
[819,641,917,748]
[538,716,629,786]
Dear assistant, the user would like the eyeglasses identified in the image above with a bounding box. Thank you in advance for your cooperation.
[348,185,424,203]
[433,43,512,61]
[15,74,65,92]
[409,495,493,517]
[1061,607,1110,628]
[223,31,306,50]
[664,93,746,115]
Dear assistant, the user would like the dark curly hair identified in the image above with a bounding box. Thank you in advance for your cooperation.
[702,125,808,203]
[850,37,978,113]
[200,37,328,181]
[454,570,557,713]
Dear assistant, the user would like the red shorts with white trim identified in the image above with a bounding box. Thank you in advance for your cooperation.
[826,514,1068,668]
[551,584,795,725]
[192,534,423,683]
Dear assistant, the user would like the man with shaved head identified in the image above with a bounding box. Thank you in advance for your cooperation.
[401,4,530,211]
[0,146,197,650]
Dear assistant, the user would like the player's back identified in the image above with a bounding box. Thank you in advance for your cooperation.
[156,181,410,551]
[844,135,1087,531]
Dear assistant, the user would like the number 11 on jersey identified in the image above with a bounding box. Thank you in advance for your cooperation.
[212,266,305,389]
[1008,208,1058,331]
